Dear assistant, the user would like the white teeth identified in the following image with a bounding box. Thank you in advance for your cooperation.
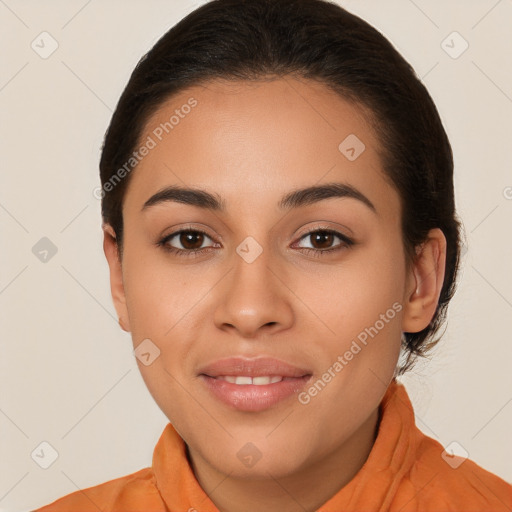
[217,375,284,385]
[234,376,252,385]
[252,376,272,385]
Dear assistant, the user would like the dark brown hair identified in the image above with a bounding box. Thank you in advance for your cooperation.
[99,0,462,373]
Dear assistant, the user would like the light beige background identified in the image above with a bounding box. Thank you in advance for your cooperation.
[1,0,511,510]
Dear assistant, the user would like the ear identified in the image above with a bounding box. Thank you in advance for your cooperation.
[102,223,131,332]
[402,228,447,333]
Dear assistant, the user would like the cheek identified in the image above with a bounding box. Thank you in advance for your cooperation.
[291,239,406,342]
[122,246,207,341]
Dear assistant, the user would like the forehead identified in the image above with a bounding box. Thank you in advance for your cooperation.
[123,77,398,219]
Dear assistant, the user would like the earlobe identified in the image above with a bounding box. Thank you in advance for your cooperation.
[102,223,131,333]
[401,228,447,333]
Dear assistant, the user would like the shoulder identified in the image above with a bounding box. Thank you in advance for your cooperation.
[33,466,166,511]
[408,433,512,510]
[381,381,512,510]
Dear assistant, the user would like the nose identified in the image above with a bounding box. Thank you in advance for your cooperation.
[213,246,294,338]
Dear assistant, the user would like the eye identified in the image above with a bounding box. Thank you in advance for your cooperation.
[158,229,217,257]
[157,227,354,258]
[293,228,354,256]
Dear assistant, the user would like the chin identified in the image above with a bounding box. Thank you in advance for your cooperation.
[202,436,311,479]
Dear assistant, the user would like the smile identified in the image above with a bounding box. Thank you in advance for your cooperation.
[197,356,312,412]
[214,375,287,385]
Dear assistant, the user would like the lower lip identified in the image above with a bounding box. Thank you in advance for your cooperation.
[200,375,311,412]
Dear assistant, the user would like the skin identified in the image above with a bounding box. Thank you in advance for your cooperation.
[103,77,446,512]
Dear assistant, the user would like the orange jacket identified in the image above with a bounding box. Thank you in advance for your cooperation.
[35,380,512,511]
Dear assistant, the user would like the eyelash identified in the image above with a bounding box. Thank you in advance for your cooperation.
[157,226,354,259]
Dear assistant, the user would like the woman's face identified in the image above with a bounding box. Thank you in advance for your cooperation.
[104,77,440,481]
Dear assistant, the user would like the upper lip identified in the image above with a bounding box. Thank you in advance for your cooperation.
[198,357,312,378]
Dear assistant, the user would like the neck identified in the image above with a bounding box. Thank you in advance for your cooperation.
[188,407,380,512]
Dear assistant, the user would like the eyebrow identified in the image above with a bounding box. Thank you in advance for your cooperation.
[141,182,377,214]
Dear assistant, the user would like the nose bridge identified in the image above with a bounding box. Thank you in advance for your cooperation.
[230,235,277,310]
[213,234,294,336]
[233,236,274,297]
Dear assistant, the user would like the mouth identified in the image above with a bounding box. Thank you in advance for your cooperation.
[198,357,312,412]
[214,375,291,385]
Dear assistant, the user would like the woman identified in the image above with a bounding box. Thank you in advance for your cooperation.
[36,0,512,510]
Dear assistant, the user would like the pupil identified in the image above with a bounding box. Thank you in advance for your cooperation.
[181,232,203,249]
[313,232,332,249]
